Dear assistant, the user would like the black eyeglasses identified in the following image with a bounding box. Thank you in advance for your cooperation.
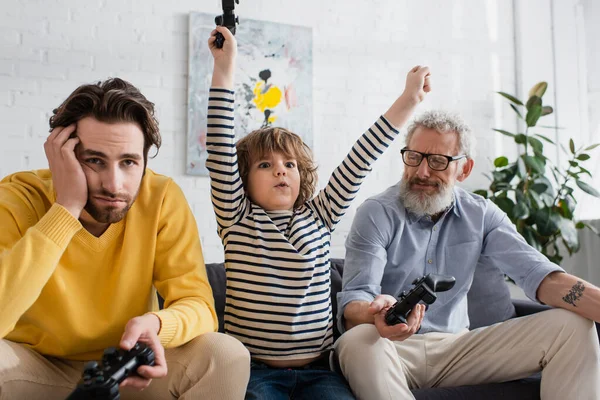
[400,147,467,171]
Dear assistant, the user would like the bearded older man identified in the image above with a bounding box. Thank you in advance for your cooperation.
[334,110,600,400]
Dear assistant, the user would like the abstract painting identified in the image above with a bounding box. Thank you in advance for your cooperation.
[187,13,313,175]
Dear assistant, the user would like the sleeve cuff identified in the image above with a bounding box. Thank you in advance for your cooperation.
[152,310,178,346]
[336,291,376,334]
[524,264,565,302]
[35,203,81,248]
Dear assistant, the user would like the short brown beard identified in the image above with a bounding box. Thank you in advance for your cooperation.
[84,188,139,223]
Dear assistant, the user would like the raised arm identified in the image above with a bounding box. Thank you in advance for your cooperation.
[205,27,246,229]
[310,67,431,230]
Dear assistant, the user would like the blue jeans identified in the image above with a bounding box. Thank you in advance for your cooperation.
[245,356,355,400]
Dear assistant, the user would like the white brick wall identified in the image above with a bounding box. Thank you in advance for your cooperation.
[1,0,519,262]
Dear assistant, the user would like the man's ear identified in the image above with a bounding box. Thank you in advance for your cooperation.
[456,158,474,182]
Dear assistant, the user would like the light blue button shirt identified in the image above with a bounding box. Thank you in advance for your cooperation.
[337,182,563,334]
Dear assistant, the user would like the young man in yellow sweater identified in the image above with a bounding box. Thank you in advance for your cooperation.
[0,78,250,399]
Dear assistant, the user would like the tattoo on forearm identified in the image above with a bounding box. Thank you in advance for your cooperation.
[562,281,585,307]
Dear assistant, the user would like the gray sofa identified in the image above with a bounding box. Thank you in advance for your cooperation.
[170,258,599,399]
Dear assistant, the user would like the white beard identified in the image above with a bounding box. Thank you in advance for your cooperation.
[399,178,455,217]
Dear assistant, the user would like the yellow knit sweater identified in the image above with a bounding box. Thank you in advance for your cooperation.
[0,169,217,360]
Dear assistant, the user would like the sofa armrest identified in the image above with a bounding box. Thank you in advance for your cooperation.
[512,299,551,317]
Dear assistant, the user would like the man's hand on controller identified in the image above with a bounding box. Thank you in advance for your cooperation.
[369,294,425,341]
[119,313,167,390]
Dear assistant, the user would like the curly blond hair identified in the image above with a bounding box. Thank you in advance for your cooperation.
[236,127,318,209]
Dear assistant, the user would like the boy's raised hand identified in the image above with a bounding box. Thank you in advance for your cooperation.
[403,65,431,104]
[383,65,431,128]
[208,26,237,89]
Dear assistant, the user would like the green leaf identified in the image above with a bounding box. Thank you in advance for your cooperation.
[473,190,488,198]
[510,104,524,119]
[517,157,527,178]
[534,134,555,144]
[569,160,579,167]
[493,183,512,191]
[550,168,561,186]
[513,201,530,220]
[514,134,527,144]
[576,180,600,198]
[576,153,590,161]
[557,217,579,249]
[569,138,575,154]
[576,221,585,229]
[495,197,516,218]
[527,137,544,153]
[537,125,565,129]
[579,166,592,177]
[583,222,600,236]
[493,129,515,138]
[540,192,555,207]
[535,209,560,236]
[528,190,542,208]
[526,95,543,110]
[497,92,524,106]
[526,105,542,127]
[584,143,600,151]
[558,198,574,219]
[494,156,509,168]
[522,227,542,251]
[530,182,549,194]
[535,176,555,196]
[529,82,548,98]
[541,106,553,116]
[523,155,545,174]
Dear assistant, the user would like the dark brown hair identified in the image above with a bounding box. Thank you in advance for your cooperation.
[236,127,318,209]
[49,78,161,165]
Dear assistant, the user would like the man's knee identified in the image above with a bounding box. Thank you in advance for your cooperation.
[337,324,381,347]
[536,308,599,351]
[543,308,595,332]
[185,332,250,369]
[336,324,385,362]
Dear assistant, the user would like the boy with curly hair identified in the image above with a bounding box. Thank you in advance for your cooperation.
[206,26,431,399]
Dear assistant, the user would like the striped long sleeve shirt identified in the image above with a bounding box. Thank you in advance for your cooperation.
[206,88,400,360]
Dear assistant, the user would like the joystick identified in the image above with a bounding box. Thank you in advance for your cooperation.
[385,273,456,326]
[214,0,240,49]
[65,342,155,400]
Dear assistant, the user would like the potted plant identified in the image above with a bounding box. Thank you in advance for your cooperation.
[475,82,600,264]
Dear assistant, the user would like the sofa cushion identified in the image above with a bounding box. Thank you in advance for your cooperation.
[204,257,517,333]
[206,261,227,333]
[412,376,540,400]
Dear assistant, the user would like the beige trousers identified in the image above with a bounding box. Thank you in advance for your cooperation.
[0,332,250,400]
[335,308,600,400]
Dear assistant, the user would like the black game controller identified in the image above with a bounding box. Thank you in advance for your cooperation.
[385,273,456,326]
[66,342,155,400]
[214,0,240,49]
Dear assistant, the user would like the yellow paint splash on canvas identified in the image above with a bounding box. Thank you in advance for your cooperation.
[253,82,282,123]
